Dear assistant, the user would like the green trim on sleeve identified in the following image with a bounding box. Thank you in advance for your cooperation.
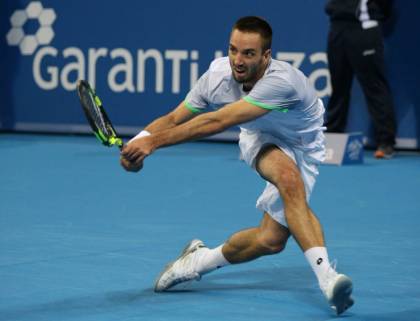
[243,96,289,113]
[184,101,203,114]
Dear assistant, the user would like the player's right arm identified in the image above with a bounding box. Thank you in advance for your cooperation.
[122,68,209,172]
[142,101,196,134]
[121,102,196,172]
[141,68,210,135]
[126,101,196,144]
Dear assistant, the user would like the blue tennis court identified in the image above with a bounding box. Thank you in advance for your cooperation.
[1,133,419,321]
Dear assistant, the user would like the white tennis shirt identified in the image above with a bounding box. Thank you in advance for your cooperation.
[185,57,325,149]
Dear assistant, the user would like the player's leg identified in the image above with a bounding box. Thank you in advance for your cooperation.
[255,145,323,250]
[255,145,353,315]
[154,212,290,292]
[222,212,290,263]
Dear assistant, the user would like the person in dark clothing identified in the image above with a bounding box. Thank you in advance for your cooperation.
[325,0,397,159]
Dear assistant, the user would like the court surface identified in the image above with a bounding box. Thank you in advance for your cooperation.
[1,133,419,321]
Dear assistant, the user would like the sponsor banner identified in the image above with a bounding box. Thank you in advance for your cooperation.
[325,133,364,165]
[1,1,419,147]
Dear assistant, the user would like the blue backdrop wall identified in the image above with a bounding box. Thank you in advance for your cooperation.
[1,0,419,148]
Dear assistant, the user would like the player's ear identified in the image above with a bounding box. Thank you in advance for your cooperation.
[263,48,271,61]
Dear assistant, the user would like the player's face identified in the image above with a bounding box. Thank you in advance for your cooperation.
[229,29,271,89]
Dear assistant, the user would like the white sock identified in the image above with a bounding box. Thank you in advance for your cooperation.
[304,247,336,288]
[195,244,230,275]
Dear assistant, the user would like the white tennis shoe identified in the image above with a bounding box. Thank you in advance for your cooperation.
[154,239,207,292]
[321,269,354,315]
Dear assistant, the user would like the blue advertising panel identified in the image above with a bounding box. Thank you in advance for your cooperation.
[1,1,419,148]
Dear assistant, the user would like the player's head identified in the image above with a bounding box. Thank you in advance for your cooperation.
[232,16,272,52]
[229,16,272,88]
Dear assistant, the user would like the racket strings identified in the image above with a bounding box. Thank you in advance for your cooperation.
[78,80,123,148]
[81,87,110,136]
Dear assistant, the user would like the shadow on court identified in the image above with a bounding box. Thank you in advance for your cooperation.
[5,262,418,321]
[0,266,329,320]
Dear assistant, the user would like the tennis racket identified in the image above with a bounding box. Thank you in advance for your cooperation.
[77,80,123,149]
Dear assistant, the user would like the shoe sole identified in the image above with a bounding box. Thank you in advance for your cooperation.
[329,275,354,315]
[154,239,204,292]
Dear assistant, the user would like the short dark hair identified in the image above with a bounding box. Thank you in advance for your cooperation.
[232,16,272,51]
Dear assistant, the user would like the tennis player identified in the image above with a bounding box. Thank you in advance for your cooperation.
[120,16,354,315]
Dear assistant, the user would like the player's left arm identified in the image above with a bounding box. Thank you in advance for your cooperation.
[121,99,269,165]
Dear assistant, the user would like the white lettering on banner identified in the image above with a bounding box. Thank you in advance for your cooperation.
[308,52,331,97]
[190,50,199,89]
[61,47,85,91]
[108,48,135,93]
[32,47,331,97]
[88,48,108,88]
[137,49,163,93]
[33,46,58,90]
[214,51,224,59]
[165,50,188,94]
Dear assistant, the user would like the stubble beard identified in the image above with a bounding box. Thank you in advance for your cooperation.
[231,62,261,90]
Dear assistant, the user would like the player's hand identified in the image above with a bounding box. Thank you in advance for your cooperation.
[120,136,154,171]
[120,155,143,172]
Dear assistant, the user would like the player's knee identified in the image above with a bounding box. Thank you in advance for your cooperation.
[257,232,287,255]
[274,170,304,200]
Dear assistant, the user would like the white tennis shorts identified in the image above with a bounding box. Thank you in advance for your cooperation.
[238,129,326,227]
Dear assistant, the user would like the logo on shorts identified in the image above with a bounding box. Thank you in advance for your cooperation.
[5,1,56,55]
[317,258,323,265]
